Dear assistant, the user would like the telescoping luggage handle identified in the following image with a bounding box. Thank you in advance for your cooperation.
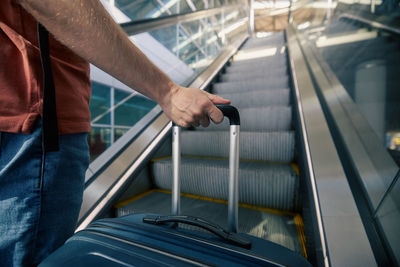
[171,104,240,233]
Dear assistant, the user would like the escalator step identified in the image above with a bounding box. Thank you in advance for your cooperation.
[218,89,290,107]
[225,64,287,74]
[244,37,284,47]
[221,71,288,83]
[181,130,295,162]
[226,60,287,73]
[196,106,292,131]
[151,157,300,211]
[230,55,287,67]
[243,37,285,49]
[212,78,289,94]
[232,50,286,61]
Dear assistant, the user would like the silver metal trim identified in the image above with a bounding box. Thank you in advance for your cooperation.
[228,125,240,233]
[297,29,397,264]
[307,36,399,209]
[287,26,330,267]
[172,125,181,215]
[287,25,378,266]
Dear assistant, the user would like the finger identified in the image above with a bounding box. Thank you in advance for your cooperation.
[192,121,200,128]
[199,114,210,127]
[183,113,199,128]
[175,114,193,128]
[206,92,231,104]
[176,119,190,128]
[207,104,224,124]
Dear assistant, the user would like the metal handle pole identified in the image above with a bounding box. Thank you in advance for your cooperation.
[172,125,181,215]
[228,125,240,233]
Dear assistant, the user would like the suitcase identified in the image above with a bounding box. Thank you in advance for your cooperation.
[39,105,311,267]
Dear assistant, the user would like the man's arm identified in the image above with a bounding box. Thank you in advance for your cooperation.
[18,0,230,127]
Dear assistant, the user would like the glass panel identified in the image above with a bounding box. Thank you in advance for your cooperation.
[375,171,400,263]
[115,0,180,20]
[114,90,157,127]
[113,0,244,22]
[89,82,111,162]
[223,9,248,44]
[89,126,111,162]
[90,82,110,125]
[132,6,247,85]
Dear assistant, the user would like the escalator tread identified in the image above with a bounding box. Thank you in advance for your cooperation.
[152,157,300,211]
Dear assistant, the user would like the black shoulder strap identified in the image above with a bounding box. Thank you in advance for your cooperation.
[37,23,59,152]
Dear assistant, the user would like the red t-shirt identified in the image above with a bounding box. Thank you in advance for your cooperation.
[0,0,91,134]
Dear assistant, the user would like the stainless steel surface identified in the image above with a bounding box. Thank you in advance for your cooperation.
[287,25,377,266]
[298,30,399,264]
[228,125,240,233]
[287,27,329,267]
[172,125,181,215]
[78,29,248,230]
[120,5,242,36]
[306,36,399,210]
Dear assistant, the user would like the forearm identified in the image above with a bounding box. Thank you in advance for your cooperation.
[18,0,174,104]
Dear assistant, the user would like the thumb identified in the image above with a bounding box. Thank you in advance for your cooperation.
[205,92,231,105]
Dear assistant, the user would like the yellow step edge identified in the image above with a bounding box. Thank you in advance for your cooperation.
[294,214,308,259]
[114,189,157,209]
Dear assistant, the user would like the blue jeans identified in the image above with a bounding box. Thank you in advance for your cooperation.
[0,120,89,266]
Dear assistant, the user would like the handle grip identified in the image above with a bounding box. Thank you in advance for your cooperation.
[143,215,251,249]
[215,104,240,125]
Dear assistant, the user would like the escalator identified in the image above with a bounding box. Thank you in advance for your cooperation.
[74,1,400,266]
[115,32,306,256]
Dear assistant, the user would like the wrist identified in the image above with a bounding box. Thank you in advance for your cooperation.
[158,81,180,108]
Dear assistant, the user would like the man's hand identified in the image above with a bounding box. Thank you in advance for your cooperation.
[161,84,230,128]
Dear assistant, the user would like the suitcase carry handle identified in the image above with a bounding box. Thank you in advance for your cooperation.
[143,215,251,249]
[171,104,240,233]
